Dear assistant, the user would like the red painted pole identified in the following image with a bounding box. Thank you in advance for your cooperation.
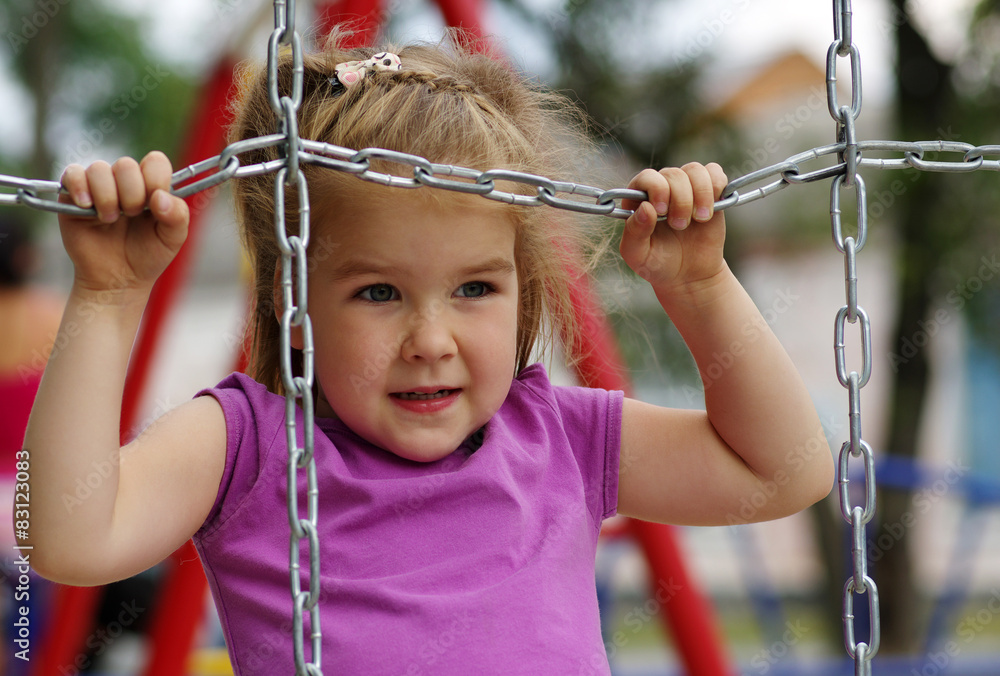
[141,542,208,676]
[629,519,733,675]
[315,0,384,49]
[31,586,102,676]
[434,0,487,41]
[138,57,239,676]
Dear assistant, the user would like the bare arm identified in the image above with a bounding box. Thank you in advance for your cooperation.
[23,152,226,585]
[616,164,834,526]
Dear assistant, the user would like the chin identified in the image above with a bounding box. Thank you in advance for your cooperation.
[391,447,458,463]
[382,437,464,463]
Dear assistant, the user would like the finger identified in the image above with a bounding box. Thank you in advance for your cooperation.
[619,202,656,270]
[660,167,693,230]
[706,162,728,199]
[149,189,190,251]
[85,161,120,224]
[682,162,716,222]
[623,168,669,217]
[112,157,146,218]
[140,150,174,195]
[60,164,93,209]
[141,152,187,238]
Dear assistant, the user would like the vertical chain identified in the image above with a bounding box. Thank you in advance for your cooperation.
[269,0,322,673]
[829,1,880,673]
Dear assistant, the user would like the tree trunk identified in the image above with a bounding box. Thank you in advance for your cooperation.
[875,1,954,653]
[23,3,62,179]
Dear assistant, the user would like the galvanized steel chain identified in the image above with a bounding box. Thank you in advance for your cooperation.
[828,1,879,674]
[10,136,1000,220]
[268,1,323,674]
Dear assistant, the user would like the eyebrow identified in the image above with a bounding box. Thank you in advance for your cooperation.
[457,256,517,277]
[326,260,390,282]
[328,256,516,282]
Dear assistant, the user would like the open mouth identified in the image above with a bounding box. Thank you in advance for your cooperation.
[392,389,458,401]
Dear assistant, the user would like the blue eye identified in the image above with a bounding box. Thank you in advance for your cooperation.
[456,282,491,298]
[358,284,398,302]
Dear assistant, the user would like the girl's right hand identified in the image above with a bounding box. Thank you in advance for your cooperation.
[59,151,189,300]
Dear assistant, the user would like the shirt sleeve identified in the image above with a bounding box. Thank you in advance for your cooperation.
[553,383,623,522]
[517,364,624,523]
[194,373,281,537]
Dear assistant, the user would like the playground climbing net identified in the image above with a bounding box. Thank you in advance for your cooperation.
[6,0,1000,673]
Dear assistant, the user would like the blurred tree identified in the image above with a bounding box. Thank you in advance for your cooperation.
[2,0,196,182]
[876,0,1000,654]
[496,0,737,385]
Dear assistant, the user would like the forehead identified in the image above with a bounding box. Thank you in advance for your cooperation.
[309,184,517,266]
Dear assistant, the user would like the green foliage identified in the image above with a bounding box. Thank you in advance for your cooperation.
[919,0,1000,352]
[3,0,198,175]
[497,0,735,382]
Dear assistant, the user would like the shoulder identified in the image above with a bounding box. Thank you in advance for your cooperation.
[192,372,285,535]
[502,363,623,523]
[508,363,624,429]
[200,371,277,401]
[197,372,283,432]
[503,363,624,469]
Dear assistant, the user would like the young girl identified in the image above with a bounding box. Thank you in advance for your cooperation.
[26,33,833,674]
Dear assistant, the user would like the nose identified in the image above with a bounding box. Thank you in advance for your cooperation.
[400,305,457,364]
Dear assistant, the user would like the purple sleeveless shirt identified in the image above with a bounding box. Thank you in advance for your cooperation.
[193,363,623,675]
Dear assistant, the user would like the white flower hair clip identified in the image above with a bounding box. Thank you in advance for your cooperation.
[331,52,402,89]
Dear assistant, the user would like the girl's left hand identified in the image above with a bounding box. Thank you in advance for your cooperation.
[619,162,728,296]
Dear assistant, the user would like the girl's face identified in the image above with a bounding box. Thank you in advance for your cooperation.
[292,189,520,462]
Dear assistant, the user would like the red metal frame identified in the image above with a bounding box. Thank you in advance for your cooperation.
[35,2,732,674]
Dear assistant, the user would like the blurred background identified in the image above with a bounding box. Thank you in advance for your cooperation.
[1,0,999,674]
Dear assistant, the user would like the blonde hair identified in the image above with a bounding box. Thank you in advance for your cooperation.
[230,29,600,394]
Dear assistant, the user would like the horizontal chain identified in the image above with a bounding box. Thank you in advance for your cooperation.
[6,139,1000,222]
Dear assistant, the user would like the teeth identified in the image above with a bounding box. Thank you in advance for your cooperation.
[396,390,451,401]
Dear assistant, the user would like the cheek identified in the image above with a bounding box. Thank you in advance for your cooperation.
[478,300,519,361]
[327,312,411,372]
[316,315,377,371]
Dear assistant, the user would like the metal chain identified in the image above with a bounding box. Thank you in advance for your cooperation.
[7,138,1000,221]
[829,1,880,674]
[267,1,323,674]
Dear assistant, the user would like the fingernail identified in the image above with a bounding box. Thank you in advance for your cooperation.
[669,217,687,230]
[696,207,711,221]
[654,202,668,215]
[77,191,93,208]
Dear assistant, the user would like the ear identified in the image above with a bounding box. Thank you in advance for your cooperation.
[273,258,304,351]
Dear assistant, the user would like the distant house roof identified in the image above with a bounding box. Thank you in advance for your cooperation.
[712,51,828,120]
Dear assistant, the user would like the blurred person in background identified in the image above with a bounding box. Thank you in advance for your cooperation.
[0,214,62,675]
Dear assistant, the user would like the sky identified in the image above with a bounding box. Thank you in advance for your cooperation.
[0,0,982,173]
